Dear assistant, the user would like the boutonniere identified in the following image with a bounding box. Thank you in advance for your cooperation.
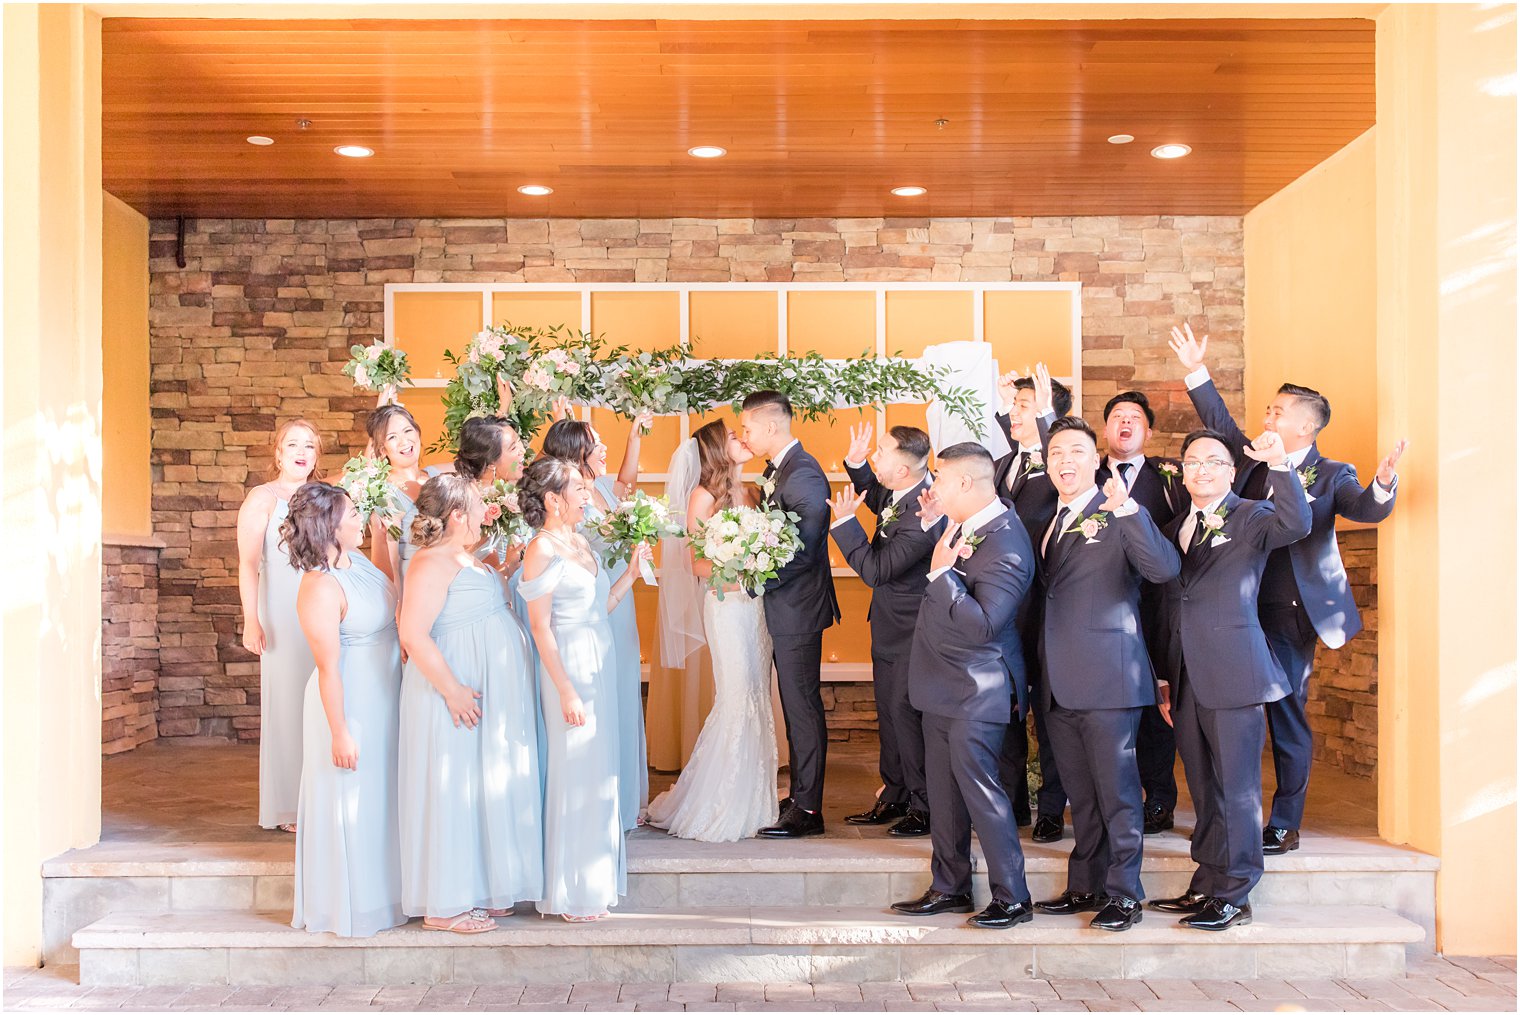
[1022,450,1045,474]
[1200,505,1230,546]
[956,533,986,560]
[1064,511,1110,544]
[757,474,777,502]
[1297,464,1318,490]
[1157,462,1181,481]
[878,503,901,531]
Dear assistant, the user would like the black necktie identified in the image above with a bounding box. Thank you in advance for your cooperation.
[1007,451,1028,492]
[1118,462,1134,488]
[1187,509,1209,553]
[762,460,776,479]
[1045,508,1070,564]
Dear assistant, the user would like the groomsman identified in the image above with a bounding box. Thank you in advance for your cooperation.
[831,422,943,837]
[1033,418,1181,931]
[1094,391,1187,835]
[992,365,1072,844]
[890,443,1036,930]
[740,391,841,839]
[1170,325,1406,854]
[1151,427,1311,930]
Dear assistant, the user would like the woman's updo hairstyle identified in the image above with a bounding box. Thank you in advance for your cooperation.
[410,473,479,549]
[455,416,514,481]
[541,419,598,478]
[518,456,579,529]
[278,482,349,572]
[365,404,420,457]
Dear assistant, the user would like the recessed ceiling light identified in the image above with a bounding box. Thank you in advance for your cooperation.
[1107,134,1134,145]
[687,145,727,158]
[1151,143,1192,159]
[333,145,374,158]
[891,186,927,197]
[246,135,274,146]
[517,185,553,196]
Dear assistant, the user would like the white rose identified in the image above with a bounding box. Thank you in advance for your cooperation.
[754,552,773,571]
[354,363,371,388]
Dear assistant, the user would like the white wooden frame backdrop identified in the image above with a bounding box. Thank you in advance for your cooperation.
[383,281,1082,682]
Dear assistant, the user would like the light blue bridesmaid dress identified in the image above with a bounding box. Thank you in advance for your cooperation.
[398,561,543,917]
[291,552,405,938]
[392,465,446,589]
[582,474,648,830]
[519,549,627,917]
[258,495,316,829]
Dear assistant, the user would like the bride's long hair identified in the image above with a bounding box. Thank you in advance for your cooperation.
[693,420,745,509]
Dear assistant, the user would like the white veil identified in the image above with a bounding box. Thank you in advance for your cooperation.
[657,438,707,668]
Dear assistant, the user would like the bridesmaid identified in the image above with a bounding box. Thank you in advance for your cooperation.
[284,482,405,938]
[454,415,528,572]
[236,419,322,832]
[542,413,653,829]
[363,403,452,588]
[518,458,650,922]
[397,474,543,934]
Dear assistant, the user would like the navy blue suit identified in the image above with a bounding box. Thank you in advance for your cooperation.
[909,505,1035,905]
[1162,467,1311,905]
[1188,379,1398,827]
[832,466,942,813]
[992,409,1064,823]
[1098,456,1187,816]
[758,443,841,813]
[1038,489,1181,900]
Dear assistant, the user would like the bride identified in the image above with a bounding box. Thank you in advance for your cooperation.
[645,421,780,842]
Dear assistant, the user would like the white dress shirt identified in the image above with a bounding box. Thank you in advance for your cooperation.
[927,498,1008,583]
[1178,493,1230,551]
[1106,453,1147,492]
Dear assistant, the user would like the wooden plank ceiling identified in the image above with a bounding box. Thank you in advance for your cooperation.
[102,17,1375,218]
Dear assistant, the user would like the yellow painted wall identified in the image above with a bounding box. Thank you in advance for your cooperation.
[1372,2,1516,955]
[1244,130,1379,471]
[3,3,105,965]
[102,190,151,539]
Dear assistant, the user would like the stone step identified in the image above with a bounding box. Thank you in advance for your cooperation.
[75,904,1425,986]
[41,833,1439,964]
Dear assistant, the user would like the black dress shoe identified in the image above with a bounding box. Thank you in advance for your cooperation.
[757,806,824,839]
[1262,826,1300,855]
[845,799,909,826]
[1180,897,1251,931]
[1033,890,1101,915]
[887,810,930,838]
[778,795,793,814]
[967,898,1035,930]
[1149,890,1211,913]
[1031,816,1064,843]
[1143,804,1174,835]
[890,889,974,915]
[1090,896,1143,932]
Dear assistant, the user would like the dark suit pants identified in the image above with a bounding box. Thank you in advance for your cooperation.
[870,626,927,812]
[997,710,1032,822]
[1136,704,1179,813]
[922,712,1030,905]
[773,631,827,813]
[1030,681,1067,819]
[1261,604,1320,830]
[1045,701,1146,901]
[1174,688,1268,907]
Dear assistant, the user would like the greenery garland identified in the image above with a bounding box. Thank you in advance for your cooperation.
[426,323,985,454]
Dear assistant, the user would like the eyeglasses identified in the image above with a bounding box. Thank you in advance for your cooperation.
[1181,459,1233,473]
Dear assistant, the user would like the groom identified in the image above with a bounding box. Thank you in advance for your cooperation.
[740,390,841,839]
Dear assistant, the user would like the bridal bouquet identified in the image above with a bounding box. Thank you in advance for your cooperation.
[600,348,693,419]
[516,344,600,412]
[480,478,534,554]
[343,340,412,393]
[691,503,803,600]
[338,456,403,538]
[595,491,685,584]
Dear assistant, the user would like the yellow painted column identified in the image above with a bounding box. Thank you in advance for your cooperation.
[2,3,105,966]
[103,192,152,541]
[1376,2,1517,955]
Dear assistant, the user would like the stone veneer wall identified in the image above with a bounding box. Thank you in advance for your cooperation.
[146,214,1246,740]
[101,542,161,753]
[1306,529,1380,779]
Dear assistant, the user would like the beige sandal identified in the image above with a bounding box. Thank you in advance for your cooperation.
[423,909,496,934]
[484,907,513,918]
[562,911,609,923]
[277,824,296,834]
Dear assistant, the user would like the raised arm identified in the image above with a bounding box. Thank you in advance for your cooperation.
[1101,478,1182,585]
[926,528,1034,643]
[614,411,655,498]
[396,555,482,730]
[295,571,355,769]
[1334,440,1405,524]
[1243,434,1312,550]
[1171,323,1251,458]
[831,487,943,588]
[842,422,889,510]
[369,513,401,585]
[235,487,275,656]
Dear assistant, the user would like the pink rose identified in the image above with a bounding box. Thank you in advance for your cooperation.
[957,544,974,560]
[1080,518,1101,539]
[483,504,503,524]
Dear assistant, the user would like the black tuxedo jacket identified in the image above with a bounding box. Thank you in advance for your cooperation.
[758,443,841,636]
[908,506,1036,723]
[1097,456,1185,529]
[993,409,1059,542]
[832,465,942,628]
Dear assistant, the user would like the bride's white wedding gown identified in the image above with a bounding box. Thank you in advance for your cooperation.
[646,590,779,842]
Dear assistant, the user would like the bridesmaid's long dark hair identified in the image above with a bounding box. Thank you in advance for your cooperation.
[693,420,744,510]
[455,416,518,481]
[278,482,348,572]
[542,419,599,479]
